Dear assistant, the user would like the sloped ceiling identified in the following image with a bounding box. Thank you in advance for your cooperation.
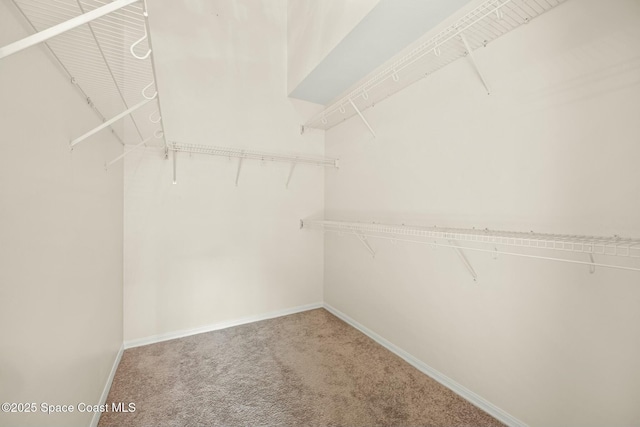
[289,0,472,105]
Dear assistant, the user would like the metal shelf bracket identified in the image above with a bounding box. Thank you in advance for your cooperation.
[460,33,491,95]
[589,253,596,274]
[449,240,478,281]
[348,98,376,138]
[356,233,376,258]
[286,161,297,189]
[172,147,177,184]
[235,153,244,187]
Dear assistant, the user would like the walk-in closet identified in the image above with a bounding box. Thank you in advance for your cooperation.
[1,0,639,426]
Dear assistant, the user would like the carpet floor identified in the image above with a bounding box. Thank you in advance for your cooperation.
[99,308,503,426]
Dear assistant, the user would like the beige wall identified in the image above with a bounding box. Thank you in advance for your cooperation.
[0,3,124,427]
[287,0,379,94]
[323,0,640,425]
[123,0,325,344]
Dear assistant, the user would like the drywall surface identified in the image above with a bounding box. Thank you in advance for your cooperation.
[323,0,640,425]
[287,0,379,95]
[123,0,324,343]
[0,3,124,427]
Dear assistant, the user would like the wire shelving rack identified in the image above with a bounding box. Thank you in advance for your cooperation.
[172,142,339,168]
[301,219,640,274]
[303,0,568,133]
[5,0,166,151]
[170,142,339,187]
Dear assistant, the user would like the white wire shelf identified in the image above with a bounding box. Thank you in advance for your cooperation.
[303,0,567,132]
[171,142,339,168]
[170,142,338,187]
[7,0,166,148]
[301,219,640,273]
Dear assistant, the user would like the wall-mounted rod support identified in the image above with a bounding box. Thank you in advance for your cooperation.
[286,162,297,189]
[0,0,140,60]
[356,233,376,258]
[70,97,154,148]
[105,135,153,169]
[235,154,244,187]
[348,98,376,138]
[450,240,477,281]
[459,33,491,95]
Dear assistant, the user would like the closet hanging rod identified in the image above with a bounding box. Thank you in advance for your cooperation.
[171,142,339,168]
[0,0,140,60]
[301,219,640,273]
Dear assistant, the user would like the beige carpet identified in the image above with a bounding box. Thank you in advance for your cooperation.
[99,309,503,426]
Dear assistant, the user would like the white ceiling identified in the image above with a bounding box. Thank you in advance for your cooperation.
[288,0,472,105]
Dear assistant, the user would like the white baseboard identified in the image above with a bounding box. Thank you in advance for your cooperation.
[124,302,324,349]
[322,303,527,427]
[90,343,124,427]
